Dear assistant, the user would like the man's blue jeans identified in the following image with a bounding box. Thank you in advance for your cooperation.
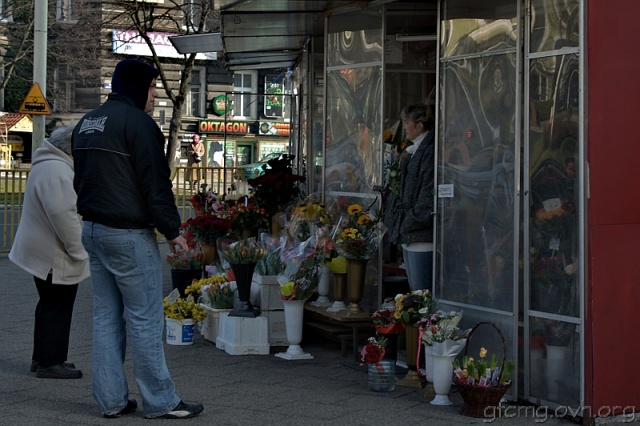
[82,222,180,418]
[402,248,433,292]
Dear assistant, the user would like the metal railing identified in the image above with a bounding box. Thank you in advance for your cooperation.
[1,166,250,253]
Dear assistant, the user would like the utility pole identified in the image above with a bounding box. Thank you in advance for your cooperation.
[32,0,47,151]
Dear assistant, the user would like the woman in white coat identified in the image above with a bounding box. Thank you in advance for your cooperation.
[9,126,89,379]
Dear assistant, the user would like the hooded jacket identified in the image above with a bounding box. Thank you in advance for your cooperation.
[72,60,181,240]
[9,140,90,284]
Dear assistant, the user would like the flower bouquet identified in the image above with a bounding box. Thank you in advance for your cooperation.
[189,185,223,216]
[192,273,235,310]
[372,306,405,335]
[334,202,386,260]
[393,289,433,327]
[217,237,265,317]
[278,236,323,301]
[452,322,515,418]
[247,154,305,218]
[164,291,207,322]
[360,336,396,392]
[185,214,232,246]
[165,249,203,270]
[227,199,269,236]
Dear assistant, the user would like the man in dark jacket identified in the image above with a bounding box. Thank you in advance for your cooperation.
[72,59,203,419]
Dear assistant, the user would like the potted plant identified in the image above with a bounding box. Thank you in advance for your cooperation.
[194,273,236,343]
[333,202,386,314]
[165,248,203,298]
[227,199,269,238]
[275,238,323,360]
[360,336,395,392]
[247,153,305,230]
[163,290,207,345]
[218,237,266,318]
[393,289,433,386]
[452,322,516,418]
[418,311,470,406]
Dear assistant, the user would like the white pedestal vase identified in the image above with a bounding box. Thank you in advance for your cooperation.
[430,339,466,406]
[546,344,568,400]
[311,264,331,307]
[423,342,434,384]
[276,299,313,360]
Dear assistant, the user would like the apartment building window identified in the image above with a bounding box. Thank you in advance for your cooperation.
[183,68,205,117]
[232,71,257,119]
[0,0,12,22]
[56,0,76,22]
[184,0,200,29]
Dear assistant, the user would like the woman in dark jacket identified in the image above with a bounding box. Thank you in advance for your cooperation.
[388,103,436,291]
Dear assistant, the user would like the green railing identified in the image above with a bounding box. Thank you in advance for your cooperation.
[0,166,250,253]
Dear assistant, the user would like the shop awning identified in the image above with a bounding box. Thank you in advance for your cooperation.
[211,0,377,70]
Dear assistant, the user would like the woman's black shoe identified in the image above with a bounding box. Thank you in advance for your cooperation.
[36,364,82,379]
[30,360,75,373]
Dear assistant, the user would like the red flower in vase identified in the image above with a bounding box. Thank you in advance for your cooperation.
[360,336,388,370]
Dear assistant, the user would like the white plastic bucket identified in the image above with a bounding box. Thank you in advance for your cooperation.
[165,318,195,345]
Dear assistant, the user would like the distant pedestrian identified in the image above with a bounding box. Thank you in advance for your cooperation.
[72,59,204,419]
[186,133,205,189]
[9,126,89,380]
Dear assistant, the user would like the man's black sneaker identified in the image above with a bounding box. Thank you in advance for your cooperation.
[36,364,82,379]
[162,400,204,419]
[104,399,138,419]
[30,361,75,373]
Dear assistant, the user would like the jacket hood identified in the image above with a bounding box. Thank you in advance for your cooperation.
[32,139,73,169]
[111,59,160,110]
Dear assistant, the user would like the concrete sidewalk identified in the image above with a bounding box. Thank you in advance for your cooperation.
[0,245,573,426]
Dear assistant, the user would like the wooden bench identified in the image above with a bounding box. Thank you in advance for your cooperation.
[304,304,373,360]
[304,321,353,357]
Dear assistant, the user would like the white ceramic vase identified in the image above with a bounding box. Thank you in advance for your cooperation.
[311,264,331,307]
[275,299,313,360]
[424,342,434,383]
[430,351,456,405]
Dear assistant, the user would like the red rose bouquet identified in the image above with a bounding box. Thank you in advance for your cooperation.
[360,336,388,368]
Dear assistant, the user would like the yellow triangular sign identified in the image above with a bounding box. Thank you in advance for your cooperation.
[18,82,52,115]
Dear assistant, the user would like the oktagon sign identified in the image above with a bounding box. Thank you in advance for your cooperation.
[198,120,249,135]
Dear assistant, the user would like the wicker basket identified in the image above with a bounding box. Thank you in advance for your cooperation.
[456,321,512,418]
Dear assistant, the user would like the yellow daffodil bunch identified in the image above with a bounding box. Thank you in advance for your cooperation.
[164,294,207,321]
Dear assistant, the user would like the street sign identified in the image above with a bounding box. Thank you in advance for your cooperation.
[18,82,52,115]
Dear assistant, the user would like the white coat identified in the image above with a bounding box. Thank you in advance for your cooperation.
[9,140,90,285]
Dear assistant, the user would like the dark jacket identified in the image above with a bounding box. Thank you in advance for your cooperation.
[389,130,435,245]
[72,60,181,241]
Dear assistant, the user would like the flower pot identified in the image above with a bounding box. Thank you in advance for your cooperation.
[165,318,195,345]
[201,305,232,343]
[275,299,313,360]
[327,272,347,312]
[430,349,456,405]
[311,264,331,307]
[200,243,218,267]
[170,269,203,298]
[346,258,368,315]
[229,262,259,318]
[368,360,396,392]
[397,325,422,387]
